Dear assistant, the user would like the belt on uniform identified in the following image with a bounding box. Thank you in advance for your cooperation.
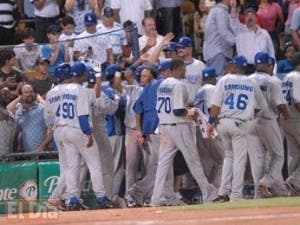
[160,123,177,126]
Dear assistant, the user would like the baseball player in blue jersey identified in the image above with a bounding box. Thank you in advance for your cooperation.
[45,63,73,209]
[207,55,268,201]
[103,64,127,203]
[281,52,300,196]
[53,62,112,210]
[131,64,162,206]
[151,59,218,206]
[248,52,290,198]
[194,67,224,188]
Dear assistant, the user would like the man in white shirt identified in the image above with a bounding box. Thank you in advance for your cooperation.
[73,12,114,67]
[111,0,153,35]
[139,17,165,60]
[97,7,127,62]
[229,5,275,74]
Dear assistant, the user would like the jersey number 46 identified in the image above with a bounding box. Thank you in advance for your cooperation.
[224,93,248,110]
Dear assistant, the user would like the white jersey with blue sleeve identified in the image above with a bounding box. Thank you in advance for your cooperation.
[54,83,91,129]
[194,84,215,115]
[157,77,189,124]
[212,74,266,121]
[282,71,300,120]
[248,72,285,119]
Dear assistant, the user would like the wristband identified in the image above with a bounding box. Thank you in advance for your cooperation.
[208,116,215,125]
[129,65,137,72]
[95,72,102,78]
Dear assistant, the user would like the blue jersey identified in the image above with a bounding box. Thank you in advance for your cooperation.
[133,78,164,136]
[103,85,126,136]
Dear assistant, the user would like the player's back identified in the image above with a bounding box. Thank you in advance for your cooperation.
[157,77,189,125]
[212,74,258,121]
[55,83,90,129]
[282,71,300,120]
[194,84,215,115]
[249,72,284,119]
[44,84,68,127]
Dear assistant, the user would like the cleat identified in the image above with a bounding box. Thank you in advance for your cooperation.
[284,181,300,196]
[96,197,114,209]
[213,195,230,203]
[143,199,151,207]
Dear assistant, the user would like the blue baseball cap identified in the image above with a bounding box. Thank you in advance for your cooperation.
[202,67,216,81]
[163,42,177,52]
[71,61,87,77]
[229,55,248,68]
[254,52,273,65]
[135,65,144,77]
[55,63,72,81]
[158,60,171,72]
[177,36,193,48]
[86,66,96,84]
[103,7,114,17]
[105,64,119,80]
[84,12,97,26]
[268,56,275,65]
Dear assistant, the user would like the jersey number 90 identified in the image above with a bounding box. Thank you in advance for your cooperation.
[56,102,75,119]
[224,93,248,110]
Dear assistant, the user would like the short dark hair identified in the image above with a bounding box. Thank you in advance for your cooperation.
[142,16,155,26]
[0,49,16,67]
[22,28,35,40]
[61,16,76,27]
[170,59,185,71]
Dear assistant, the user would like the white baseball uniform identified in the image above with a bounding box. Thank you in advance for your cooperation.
[184,59,206,105]
[79,90,119,200]
[194,84,224,188]
[123,82,144,202]
[53,83,106,200]
[151,77,218,205]
[248,72,287,196]
[44,84,69,201]
[280,71,300,191]
[212,74,267,201]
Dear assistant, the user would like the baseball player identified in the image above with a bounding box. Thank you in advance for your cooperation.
[151,59,218,206]
[102,64,127,203]
[248,52,290,198]
[45,63,73,209]
[281,52,300,196]
[206,55,268,201]
[53,62,112,210]
[194,67,224,188]
[176,36,206,105]
[77,66,119,202]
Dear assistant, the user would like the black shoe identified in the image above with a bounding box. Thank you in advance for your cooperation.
[66,201,87,211]
[96,197,114,209]
[213,195,230,203]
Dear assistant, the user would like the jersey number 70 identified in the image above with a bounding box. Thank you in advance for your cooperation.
[157,97,171,113]
[224,93,248,110]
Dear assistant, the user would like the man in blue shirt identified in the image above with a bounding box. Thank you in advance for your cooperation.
[15,84,51,153]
